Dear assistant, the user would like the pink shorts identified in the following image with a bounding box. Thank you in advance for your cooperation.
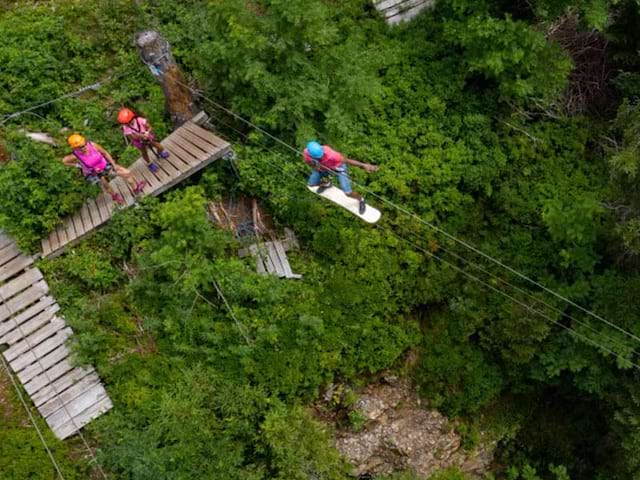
[132,133,156,149]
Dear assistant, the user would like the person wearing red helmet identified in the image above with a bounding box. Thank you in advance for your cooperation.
[63,134,145,205]
[117,108,169,173]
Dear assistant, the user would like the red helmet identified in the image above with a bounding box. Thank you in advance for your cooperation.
[117,108,135,124]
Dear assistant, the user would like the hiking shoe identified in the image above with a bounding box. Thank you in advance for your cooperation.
[358,198,366,215]
[148,162,160,173]
[159,150,170,159]
[316,180,332,194]
[111,192,125,205]
[133,180,146,195]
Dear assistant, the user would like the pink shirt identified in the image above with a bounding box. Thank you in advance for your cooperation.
[303,145,344,170]
[122,117,150,137]
[73,142,107,175]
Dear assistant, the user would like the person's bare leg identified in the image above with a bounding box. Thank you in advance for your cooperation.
[115,166,138,189]
[151,141,165,154]
[140,145,151,165]
[99,177,115,195]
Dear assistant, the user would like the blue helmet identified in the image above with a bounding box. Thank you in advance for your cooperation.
[306,141,324,159]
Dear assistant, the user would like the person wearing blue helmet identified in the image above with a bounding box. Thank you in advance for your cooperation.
[303,141,378,214]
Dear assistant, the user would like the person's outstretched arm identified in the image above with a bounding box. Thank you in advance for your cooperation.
[343,157,379,173]
[62,154,78,167]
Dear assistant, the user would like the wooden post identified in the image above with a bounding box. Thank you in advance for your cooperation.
[135,30,195,127]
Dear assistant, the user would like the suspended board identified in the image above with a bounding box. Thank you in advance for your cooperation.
[308,186,381,224]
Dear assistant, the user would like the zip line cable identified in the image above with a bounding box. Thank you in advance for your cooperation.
[175,78,640,347]
[188,90,640,364]
[0,355,66,480]
[392,223,640,359]
[375,224,640,370]
[0,289,110,479]
[0,72,126,126]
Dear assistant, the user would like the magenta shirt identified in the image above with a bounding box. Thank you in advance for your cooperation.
[73,142,107,175]
[303,145,344,169]
[122,117,150,137]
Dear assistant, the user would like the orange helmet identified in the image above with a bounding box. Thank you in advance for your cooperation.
[117,108,135,124]
[67,134,86,149]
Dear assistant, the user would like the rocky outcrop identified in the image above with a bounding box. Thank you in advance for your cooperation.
[332,376,493,478]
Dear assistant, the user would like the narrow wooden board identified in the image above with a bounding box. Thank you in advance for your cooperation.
[178,128,217,155]
[0,305,58,346]
[70,211,87,238]
[30,366,93,405]
[95,193,112,224]
[55,223,69,248]
[86,199,104,229]
[0,268,42,301]
[0,296,56,338]
[0,255,34,283]
[133,161,162,191]
[165,136,204,165]
[162,144,193,173]
[182,122,230,149]
[47,228,61,257]
[46,383,109,429]
[17,341,71,384]
[111,177,135,207]
[0,232,13,250]
[259,244,277,274]
[267,242,285,277]
[6,319,68,365]
[40,375,102,418]
[155,152,182,179]
[63,217,77,243]
[52,395,113,440]
[273,241,298,279]
[25,358,76,398]
[0,244,21,267]
[41,237,52,257]
[0,280,48,323]
[308,185,381,224]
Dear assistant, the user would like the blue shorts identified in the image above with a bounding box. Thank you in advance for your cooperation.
[307,165,352,194]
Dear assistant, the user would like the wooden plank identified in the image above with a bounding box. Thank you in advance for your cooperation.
[63,217,77,244]
[132,160,162,191]
[30,366,93,405]
[256,256,267,274]
[111,177,135,207]
[41,236,52,257]
[182,122,230,149]
[0,255,33,283]
[165,136,204,165]
[0,232,13,250]
[257,244,276,274]
[95,193,111,224]
[47,228,61,257]
[0,305,59,346]
[54,223,69,248]
[46,383,109,430]
[86,199,104,229]
[78,203,93,234]
[267,242,285,277]
[17,342,71,384]
[52,395,113,440]
[0,268,42,301]
[0,280,48,323]
[40,374,102,418]
[161,142,192,173]
[178,128,217,155]
[0,244,21,267]
[155,151,182,179]
[70,211,87,238]
[5,318,67,364]
[25,359,76,398]
[0,296,56,338]
[273,241,295,278]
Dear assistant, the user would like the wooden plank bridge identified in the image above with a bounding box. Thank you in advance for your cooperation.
[42,121,231,258]
[0,232,112,439]
[373,0,435,24]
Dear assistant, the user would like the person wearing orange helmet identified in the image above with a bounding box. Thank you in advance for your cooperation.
[117,108,169,174]
[63,134,145,205]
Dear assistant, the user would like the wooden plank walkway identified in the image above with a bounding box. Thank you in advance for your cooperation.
[242,240,302,280]
[0,232,112,440]
[42,121,231,258]
[373,0,435,25]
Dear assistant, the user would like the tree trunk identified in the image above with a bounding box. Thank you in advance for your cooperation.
[135,30,195,127]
